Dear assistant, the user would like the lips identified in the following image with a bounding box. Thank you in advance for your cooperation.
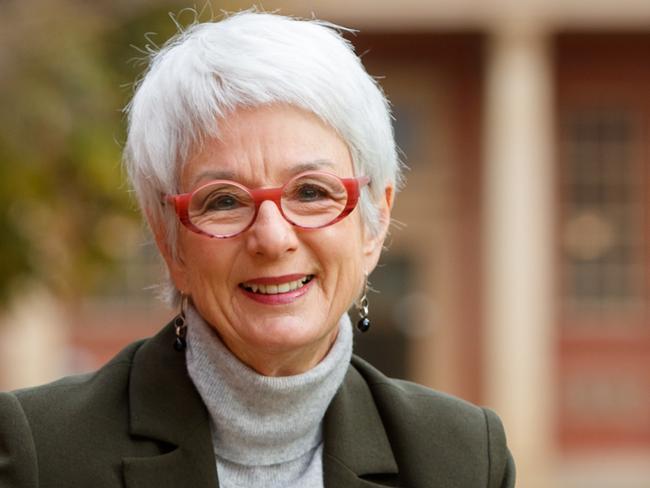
[240,275,315,295]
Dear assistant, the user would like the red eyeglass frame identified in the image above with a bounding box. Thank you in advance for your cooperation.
[165,171,371,239]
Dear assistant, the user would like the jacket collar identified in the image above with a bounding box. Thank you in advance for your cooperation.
[123,320,399,488]
[323,363,400,487]
[123,320,218,487]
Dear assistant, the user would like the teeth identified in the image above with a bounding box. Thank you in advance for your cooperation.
[242,275,313,295]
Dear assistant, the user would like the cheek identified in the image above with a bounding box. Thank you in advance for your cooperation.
[178,235,234,289]
[315,220,366,292]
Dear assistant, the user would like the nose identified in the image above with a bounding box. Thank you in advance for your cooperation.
[245,200,299,259]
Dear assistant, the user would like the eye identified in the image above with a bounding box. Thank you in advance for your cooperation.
[205,193,242,211]
[295,184,329,201]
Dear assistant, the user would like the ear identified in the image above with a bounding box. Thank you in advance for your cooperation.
[149,217,190,294]
[362,185,394,274]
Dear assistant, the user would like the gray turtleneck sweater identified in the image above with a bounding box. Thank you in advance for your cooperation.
[185,307,353,488]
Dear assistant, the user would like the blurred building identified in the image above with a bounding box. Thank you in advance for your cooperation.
[1,1,649,487]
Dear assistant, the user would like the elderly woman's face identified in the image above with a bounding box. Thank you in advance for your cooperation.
[159,105,390,376]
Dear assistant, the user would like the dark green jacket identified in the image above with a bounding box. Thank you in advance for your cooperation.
[0,321,515,487]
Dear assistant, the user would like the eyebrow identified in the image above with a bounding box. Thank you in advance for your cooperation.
[290,160,336,173]
[189,170,237,189]
[188,159,337,189]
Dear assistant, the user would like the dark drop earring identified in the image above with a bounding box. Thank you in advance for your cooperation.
[173,294,189,351]
[356,279,371,333]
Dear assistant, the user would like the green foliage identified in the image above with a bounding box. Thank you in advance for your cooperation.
[0,0,206,303]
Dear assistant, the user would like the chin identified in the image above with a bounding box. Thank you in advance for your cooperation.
[245,317,333,351]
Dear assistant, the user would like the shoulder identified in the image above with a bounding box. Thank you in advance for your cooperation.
[0,339,147,486]
[351,355,500,428]
[352,354,486,417]
[350,355,515,488]
[9,338,142,420]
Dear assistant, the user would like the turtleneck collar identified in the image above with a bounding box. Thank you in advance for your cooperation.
[185,306,353,466]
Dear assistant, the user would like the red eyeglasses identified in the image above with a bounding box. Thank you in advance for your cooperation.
[165,171,370,239]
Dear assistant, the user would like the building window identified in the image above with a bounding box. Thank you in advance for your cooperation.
[560,108,645,316]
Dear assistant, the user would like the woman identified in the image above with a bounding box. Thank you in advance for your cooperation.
[0,11,515,488]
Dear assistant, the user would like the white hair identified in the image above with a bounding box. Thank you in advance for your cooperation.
[123,10,402,302]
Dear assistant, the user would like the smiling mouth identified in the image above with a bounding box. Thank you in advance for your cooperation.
[240,275,315,295]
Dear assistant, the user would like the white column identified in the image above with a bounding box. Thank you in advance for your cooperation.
[483,22,555,488]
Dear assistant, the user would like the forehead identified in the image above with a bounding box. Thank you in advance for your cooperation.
[181,104,353,189]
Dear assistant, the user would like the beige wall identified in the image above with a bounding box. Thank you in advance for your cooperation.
[240,0,650,29]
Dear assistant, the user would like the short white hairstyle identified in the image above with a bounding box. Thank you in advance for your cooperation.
[124,10,402,301]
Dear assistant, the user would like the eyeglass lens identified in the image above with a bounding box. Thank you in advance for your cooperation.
[188,173,349,237]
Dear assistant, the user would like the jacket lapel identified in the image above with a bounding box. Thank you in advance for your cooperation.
[121,321,400,488]
[122,321,219,488]
[323,365,400,487]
